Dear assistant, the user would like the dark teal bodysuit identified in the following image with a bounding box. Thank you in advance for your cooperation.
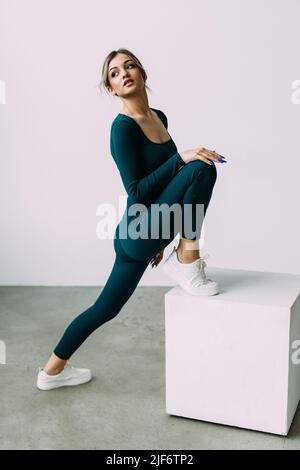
[52,108,217,359]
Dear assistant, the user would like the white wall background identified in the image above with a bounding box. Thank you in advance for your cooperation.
[1,0,299,286]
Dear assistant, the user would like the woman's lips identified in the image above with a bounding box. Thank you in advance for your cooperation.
[124,80,134,86]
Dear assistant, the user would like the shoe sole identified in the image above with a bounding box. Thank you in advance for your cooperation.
[182,285,219,296]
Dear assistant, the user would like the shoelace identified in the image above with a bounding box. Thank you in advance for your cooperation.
[65,360,74,369]
[191,253,212,286]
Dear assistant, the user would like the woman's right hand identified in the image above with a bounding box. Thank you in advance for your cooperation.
[179,147,224,165]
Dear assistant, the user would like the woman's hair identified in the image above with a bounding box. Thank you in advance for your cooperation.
[97,48,152,96]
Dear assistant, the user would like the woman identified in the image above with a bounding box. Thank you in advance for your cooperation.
[36,48,226,391]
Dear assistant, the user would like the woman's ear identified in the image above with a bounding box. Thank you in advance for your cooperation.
[106,85,115,96]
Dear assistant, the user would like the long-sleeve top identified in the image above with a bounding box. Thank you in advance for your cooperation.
[110,107,185,237]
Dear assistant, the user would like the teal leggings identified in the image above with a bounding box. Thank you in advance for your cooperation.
[53,161,217,359]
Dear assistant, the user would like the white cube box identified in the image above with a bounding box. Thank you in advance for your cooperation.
[164,267,300,435]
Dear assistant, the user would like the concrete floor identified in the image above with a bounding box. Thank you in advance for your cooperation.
[0,286,300,450]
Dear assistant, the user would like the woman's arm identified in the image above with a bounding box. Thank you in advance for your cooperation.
[110,119,185,205]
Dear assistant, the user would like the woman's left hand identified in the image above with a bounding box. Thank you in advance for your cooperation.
[150,249,164,268]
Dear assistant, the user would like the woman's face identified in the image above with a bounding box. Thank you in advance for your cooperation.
[107,53,145,97]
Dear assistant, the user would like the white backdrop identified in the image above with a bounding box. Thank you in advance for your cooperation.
[1,0,299,286]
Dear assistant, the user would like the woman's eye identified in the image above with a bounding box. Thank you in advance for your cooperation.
[111,63,135,78]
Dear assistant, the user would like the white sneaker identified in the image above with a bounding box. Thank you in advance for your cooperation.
[163,246,219,296]
[36,361,92,390]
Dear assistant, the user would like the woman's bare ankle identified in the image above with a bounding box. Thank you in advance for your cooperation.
[42,352,68,375]
[176,238,200,263]
[42,366,64,376]
[176,247,200,264]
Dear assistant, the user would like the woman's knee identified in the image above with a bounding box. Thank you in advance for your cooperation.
[207,161,217,185]
[187,160,217,185]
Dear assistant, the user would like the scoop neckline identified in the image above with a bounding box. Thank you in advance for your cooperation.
[117,108,173,145]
